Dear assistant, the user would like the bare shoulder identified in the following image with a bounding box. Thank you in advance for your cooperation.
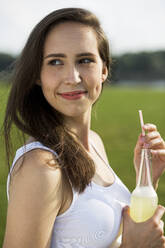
[4,149,63,248]
[9,148,63,202]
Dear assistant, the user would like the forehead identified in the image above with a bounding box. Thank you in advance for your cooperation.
[43,22,99,54]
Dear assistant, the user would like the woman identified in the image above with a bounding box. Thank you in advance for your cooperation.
[3,8,165,248]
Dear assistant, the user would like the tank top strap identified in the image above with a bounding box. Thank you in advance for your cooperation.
[89,139,121,183]
[89,139,110,167]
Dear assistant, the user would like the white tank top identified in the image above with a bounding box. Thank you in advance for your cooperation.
[7,141,130,248]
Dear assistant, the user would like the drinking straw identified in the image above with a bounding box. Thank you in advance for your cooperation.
[138,110,152,186]
[138,110,145,136]
[144,149,152,186]
[137,148,144,187]
[137,148,152,187]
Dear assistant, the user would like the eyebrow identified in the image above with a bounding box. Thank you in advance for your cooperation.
[44,52,96,59]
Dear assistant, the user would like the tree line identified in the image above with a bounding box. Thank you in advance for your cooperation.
[112,50,165,83]
[0,50,165,84]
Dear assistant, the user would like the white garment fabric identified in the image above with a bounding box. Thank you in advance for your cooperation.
[7,141,131,248]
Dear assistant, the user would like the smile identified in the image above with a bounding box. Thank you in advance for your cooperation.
[57,91,87,100]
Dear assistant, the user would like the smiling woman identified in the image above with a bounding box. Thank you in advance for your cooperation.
[40,21,108,117]
[2,7,165,248]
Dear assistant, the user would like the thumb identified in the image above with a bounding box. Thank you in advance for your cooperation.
[150,205,165,223]
[122,206,132,225]
[122,206,135,238]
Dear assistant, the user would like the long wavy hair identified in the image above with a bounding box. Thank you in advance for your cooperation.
[4,8,112,193]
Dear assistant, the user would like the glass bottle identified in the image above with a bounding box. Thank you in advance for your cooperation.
[130,148,158,222]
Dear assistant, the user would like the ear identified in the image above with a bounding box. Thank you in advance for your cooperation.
[101,63,108,83]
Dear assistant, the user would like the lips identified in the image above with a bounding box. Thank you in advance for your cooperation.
[57,90,87,100]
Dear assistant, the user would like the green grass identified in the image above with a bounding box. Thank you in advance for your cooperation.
[0,83,10,247]
[0,83,165,246]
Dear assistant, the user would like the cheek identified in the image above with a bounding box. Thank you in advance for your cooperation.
[40,75,56,103]
[95,82,102,97]
[41,85,53,106]
[40,68,58,94]
[88,68,103,91]
[93,70,103,98]
[40,76,52,96]
[84,65,102,83]
[88,77,102,102]
[40,63,59,83]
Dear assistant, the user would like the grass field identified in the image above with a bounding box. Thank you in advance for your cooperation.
[0,83,165,246]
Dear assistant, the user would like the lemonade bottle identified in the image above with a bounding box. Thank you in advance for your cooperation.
[130,110,158,222]
[130,148,158,222]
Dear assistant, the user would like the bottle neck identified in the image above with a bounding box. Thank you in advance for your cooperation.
[137,148,153,188]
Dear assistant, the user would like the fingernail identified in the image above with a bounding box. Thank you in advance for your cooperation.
[151,150,157,154]
[122,206,129,214]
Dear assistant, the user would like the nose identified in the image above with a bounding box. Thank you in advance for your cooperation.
[63,65,81,85]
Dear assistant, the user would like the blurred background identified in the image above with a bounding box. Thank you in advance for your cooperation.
[0,0,165,246]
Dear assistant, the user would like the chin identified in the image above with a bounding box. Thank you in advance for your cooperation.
[63,108,89,118]
[64,111,85,117]
[55,103,91,118]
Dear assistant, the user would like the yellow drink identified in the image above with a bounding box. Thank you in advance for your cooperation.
[130,186,158,222]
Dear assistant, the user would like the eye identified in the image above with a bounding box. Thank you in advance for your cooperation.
[79,58,94,64]
[48,59,63,66]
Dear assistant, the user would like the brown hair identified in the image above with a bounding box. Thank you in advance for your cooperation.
[4,8,112,193]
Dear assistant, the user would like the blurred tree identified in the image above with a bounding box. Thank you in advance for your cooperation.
[112,51,165,83]
[0,53,15,72]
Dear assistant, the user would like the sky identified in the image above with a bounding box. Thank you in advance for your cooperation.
[1,0,165,56]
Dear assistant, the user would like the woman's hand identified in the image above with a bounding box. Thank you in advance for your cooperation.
[134,123,165,188]
[121,205,165,248]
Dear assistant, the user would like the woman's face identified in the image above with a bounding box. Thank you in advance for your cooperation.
[40,22,108,118]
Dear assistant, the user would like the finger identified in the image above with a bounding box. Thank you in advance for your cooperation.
[159,220,164,233]
[151,205,165,223]
[122,206,130,222]
[143,123,157,132]
[122,206,135,226]
[145,131,160,142]
[148,138,165,149]
[151,149,165,156]
[122,206,130,216]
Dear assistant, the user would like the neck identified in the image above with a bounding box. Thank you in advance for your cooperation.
[64,110,91,151]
